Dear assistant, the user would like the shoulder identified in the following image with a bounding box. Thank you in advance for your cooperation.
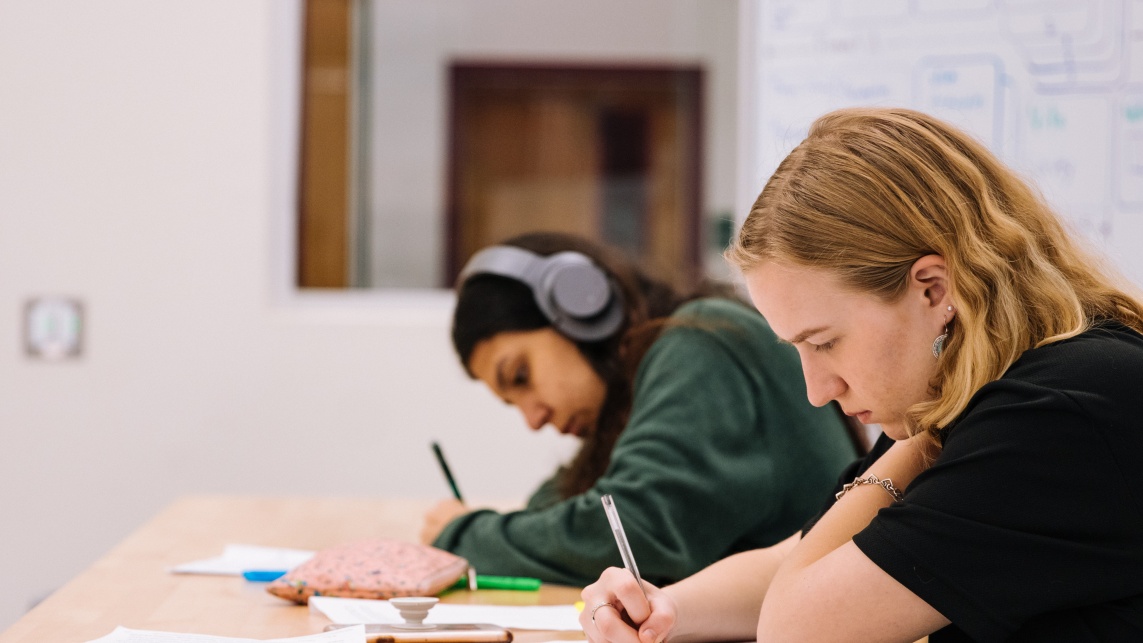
[664,297,777,341]
[637,297,798,383]
[643,297,787,364]
[961,322,1143,420]
[942,322,1143,474]
[1005,322,1143,386]
[671,296,758,320]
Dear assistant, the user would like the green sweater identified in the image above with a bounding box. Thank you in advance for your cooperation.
[433,298,857,586]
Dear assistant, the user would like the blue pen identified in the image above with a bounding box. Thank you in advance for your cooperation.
[242,570,288,582]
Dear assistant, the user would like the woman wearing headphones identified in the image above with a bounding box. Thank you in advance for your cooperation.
[418,231,861,586]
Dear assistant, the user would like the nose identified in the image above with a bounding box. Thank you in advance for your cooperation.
[800,355,845,407]
[517,396,552,431]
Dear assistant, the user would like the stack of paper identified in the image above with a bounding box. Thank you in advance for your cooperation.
[170,545,315,576]
[309,596,582,631]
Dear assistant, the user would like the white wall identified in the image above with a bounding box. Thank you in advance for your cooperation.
[0,0,577,629]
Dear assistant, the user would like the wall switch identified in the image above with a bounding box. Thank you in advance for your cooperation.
[24,297,84,360]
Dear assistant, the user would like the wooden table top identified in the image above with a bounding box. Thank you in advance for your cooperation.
[0,496,585,643]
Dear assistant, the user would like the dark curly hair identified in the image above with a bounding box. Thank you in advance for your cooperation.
[452,232,719,498]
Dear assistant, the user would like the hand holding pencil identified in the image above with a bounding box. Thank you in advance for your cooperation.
[579,494,675,640]
[420,497,468,544]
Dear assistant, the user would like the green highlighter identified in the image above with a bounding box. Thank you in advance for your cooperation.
[451,573,542,591]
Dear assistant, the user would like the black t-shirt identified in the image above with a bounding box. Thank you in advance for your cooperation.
[809,322,1143,642]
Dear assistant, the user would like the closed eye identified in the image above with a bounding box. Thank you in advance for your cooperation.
[812,340,836,353]
[510,363,529,388]
[495,358,530,395]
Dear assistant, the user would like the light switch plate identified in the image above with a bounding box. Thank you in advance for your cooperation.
[24,297,84,360]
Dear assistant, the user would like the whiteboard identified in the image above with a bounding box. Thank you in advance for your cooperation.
[749,0,1143,285]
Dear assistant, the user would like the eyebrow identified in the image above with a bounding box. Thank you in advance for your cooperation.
[778,326,831,346]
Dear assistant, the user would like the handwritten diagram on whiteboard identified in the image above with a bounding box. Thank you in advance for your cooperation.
[753,0,1143,283]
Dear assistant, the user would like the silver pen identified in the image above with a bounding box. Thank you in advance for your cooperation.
[601,494,649,601]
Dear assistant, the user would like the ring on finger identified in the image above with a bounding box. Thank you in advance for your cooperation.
[590,601,617,624]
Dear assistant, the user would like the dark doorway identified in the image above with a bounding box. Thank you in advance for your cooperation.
[446,63,703,288]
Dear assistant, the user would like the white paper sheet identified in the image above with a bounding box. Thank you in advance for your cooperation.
[170,544,315,576]
[85,624,365,643]
[309,596,583,631]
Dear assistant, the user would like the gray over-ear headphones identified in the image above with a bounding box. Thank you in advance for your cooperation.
[457,245,626,342]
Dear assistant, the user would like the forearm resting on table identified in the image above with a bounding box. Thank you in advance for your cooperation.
[790,436,931,567]
[758,437,945,641]
[663,533,800,643]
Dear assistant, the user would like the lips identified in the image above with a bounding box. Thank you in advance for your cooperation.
[560,416,588,437]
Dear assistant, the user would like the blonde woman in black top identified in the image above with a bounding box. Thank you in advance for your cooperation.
[581,107,1143,642]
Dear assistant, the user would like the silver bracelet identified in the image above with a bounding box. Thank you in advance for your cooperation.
[835,474,904,502]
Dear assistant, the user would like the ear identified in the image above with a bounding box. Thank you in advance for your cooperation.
[909,254,953,318]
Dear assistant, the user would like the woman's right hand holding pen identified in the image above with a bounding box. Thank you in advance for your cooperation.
[582,533,802,643]
[419,498,469,544]
[580,568,676,643]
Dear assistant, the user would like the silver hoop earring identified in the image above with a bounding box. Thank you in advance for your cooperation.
[932,326,949,359]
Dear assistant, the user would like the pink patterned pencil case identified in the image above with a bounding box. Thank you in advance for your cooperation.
[266,538,469,604]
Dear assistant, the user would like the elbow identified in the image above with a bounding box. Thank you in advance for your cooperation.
[755,573,818,643]
[756,603,804,643]
[757,618,812,643]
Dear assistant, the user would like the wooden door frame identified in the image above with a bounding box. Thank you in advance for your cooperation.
[297,0,352,288]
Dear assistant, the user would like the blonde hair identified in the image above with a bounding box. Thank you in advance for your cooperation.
[727,107,1143,437]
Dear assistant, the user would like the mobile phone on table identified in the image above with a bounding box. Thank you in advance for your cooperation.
[323,623,513,642]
